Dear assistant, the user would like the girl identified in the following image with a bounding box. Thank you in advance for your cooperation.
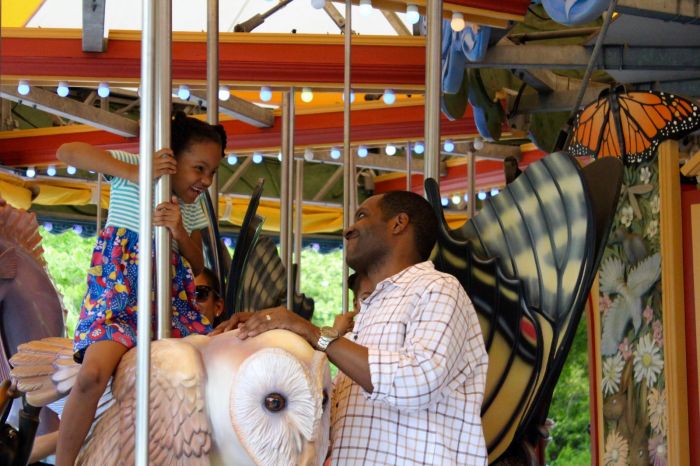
[55,111,226,466]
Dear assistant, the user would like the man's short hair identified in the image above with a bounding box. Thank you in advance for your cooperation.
[378,191,438,261]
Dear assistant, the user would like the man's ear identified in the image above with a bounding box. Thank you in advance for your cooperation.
[391,212,409,235]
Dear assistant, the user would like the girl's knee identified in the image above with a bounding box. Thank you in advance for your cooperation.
[74,364,109,395]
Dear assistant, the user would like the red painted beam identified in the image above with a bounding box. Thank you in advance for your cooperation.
[0,104,479,166]
[2,33,426,88]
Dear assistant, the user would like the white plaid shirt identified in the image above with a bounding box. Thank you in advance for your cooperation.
[330,261,488,465]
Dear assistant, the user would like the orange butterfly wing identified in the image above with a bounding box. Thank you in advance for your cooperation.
[568,90,700,163]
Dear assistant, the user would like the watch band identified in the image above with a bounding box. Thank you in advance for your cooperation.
[316,326,340,352]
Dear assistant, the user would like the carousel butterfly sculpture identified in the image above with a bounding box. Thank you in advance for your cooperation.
[11,329,331,466]
[567,87,700,163]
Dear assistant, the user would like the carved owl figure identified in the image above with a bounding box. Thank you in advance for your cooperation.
[11,329,331,466]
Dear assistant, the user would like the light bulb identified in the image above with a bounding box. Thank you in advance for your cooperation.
[413,142,425,154]
[57,81,70,98]
[43,222,53,232]
[73,225,83,235]
[227,154,238,165]
[26,167,36,178]
[304,148,314,161]
[451,12,465,32]
[463,194,469,202]
[443,140,455,152]
[277,152,283,162]
[342,90,355,103]
[478,191,487,201]
[47,165,57,177]
[441,197,449,207]
[473,137,485,151]
[177,84,191,100]
[330,147,341,160]
[359,0,373,16]
[310,0,326,9]
[259,86,272,102]
[67,165,77,175]
[223,237,233,247]
[491,187,500,197]
[357,145,368,158]
[17,80,30,96]
[301,87,313,103]
[252,152,263,164]
[451,194,461,205]
[405,4,420,25]
[97,82,110,98]
[385,144,397,156]
[218,85,231,101]
[382,89,396,105]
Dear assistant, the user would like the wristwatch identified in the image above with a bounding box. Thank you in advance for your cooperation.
[316,326,340,352]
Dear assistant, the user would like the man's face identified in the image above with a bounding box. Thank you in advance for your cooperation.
[343,195,391,273]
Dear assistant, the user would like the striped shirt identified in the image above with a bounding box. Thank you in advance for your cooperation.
[105,151,209,238]
[330,261,488,465]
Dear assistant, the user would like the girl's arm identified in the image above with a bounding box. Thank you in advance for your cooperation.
[153,197,204,275]
[56,143,176,182]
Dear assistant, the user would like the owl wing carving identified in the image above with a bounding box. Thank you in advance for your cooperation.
[77,338,212,466]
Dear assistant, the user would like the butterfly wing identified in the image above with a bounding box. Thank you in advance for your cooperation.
[568,95,612,158]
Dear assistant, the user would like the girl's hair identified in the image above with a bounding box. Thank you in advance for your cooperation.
[171,111,227,158]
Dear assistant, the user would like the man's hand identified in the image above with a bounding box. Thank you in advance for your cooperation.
[333,310,358,335]
[209,311,254,336]
[153,196,187,240]
[235,306,320,347]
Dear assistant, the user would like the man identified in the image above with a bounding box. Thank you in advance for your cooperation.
[212,191,488,465]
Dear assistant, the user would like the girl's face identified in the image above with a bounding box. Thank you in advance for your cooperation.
[172,139,221,204]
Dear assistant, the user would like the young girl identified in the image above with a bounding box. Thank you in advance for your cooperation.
[55,111,226,466]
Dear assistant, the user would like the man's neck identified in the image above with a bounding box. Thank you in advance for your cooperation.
[365,256,420,290]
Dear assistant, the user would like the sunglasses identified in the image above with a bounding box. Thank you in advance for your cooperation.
[195,285,219,302]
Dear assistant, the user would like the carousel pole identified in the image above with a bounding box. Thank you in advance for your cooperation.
[96,174,103,232]
[282,90,296,307]
[424,0,442,184]
[294,159,304,292]
[135,0,156,462]
[341,0,353,314]
[467,147,476,218]
[155,0,173,340]
[206,0,219,217]
[405,142,412,191]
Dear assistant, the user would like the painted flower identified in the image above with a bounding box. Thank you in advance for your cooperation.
[600,294,613,316]
[604,429,629,466]
[645,219,659,239]
[648,434,668,466]
[602,352,625,396]
[653,320,664,348]
[643,305,654,325]
[620,205,634,228]
[633,333,664,388]
[647,387,667,434]
[640,166,652,184]
[619,337,633,361]
[650,194,660,215]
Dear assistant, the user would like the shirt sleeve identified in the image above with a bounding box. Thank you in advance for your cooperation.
[366,278,485,411]
[104,150,139,188]
[181,197,210,234]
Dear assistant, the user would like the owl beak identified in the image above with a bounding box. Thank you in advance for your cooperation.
[299,441,318,466]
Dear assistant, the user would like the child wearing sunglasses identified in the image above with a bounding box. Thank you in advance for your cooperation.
[195,268,225,325]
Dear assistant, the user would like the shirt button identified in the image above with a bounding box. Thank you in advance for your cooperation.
[353,335,358,341]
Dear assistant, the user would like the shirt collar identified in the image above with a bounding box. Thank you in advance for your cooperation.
[372,261,434,294]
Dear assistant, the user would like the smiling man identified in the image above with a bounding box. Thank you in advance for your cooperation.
[212,191,488,465]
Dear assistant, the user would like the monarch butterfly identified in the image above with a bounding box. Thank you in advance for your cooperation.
[568,87,700,164]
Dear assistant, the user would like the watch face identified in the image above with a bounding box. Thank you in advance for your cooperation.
[321,327,339,339]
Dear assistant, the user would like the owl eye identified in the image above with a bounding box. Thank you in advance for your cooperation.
[322,390,329,410]
[264,393,286,412]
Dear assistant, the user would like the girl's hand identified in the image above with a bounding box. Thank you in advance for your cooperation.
[332,310,358,335]
[153,149,177,179]
[153,196,187,240]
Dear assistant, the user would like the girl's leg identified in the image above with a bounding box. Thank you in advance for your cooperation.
[55,340,129,466]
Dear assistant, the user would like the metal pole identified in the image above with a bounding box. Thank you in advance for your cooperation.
[207,0,219,218]
[294,159,304,293]
[405,143,412,191]
[280,92,291,273]
[424,0,442,183]
[341,0,352,314]
[155,0,172,340]
[96,174,103,232]
[285,89,296,307]
[135,0,156,462]
[468,148,476,218]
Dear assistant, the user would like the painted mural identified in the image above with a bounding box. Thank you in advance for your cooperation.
[598,158,667,466]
